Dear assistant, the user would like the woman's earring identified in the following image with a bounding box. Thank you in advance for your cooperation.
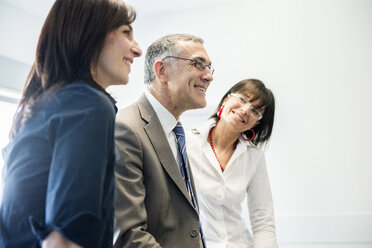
[217,105,225,118]
[242,129,255,141]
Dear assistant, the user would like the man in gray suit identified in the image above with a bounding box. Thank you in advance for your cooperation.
[114,34,214,248]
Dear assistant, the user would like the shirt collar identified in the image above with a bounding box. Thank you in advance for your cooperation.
[199,118,255,149]
[81,81,118,113]
[144,91,178,134]
[199,118,217,143]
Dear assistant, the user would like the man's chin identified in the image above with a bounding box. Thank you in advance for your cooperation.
[193,101,207,110]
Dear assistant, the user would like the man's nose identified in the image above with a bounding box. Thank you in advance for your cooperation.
[202,69,213,82]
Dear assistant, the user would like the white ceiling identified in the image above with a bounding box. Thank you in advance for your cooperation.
[1,0,54,19]
[124,0,241,16]
[1,0,240,19]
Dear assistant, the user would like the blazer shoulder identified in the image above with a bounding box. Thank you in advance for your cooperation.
[116,103,141,126]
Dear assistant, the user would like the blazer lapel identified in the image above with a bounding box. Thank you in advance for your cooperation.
[137,95,195,208]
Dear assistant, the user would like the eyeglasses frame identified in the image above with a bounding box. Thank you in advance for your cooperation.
[161,55,214,75]
[230,93,263,121]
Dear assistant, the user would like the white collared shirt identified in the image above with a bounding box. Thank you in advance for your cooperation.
[186,119,277,248]
[144,91,179,164]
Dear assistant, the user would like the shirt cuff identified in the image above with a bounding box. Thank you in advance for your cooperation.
[29,216,52,243]
[254,238,278,248]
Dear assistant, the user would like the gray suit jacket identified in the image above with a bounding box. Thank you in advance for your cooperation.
[114,94,202,248]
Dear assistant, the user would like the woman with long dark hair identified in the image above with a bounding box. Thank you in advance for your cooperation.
[0,0,141,247]
[186,79,278,248]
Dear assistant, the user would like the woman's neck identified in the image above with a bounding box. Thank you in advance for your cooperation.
[212,120,240,151]
[208,120,240,171]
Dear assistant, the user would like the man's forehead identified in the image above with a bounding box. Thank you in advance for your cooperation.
[176,40,202,52]
[177,40,211,63]
[176,39,203,46]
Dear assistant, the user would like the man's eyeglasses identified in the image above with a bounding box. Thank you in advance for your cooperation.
[230,93,263,121]
[162,56,214,75]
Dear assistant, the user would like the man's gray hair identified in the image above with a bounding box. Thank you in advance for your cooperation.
[144,34,204,85]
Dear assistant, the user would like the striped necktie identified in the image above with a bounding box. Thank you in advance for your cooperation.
[173,122,206,248]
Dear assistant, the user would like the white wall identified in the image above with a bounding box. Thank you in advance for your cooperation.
[1,0,372,247]
[120,0,372,246]
[0,1,44,65]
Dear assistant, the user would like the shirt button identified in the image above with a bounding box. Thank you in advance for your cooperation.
[190,229,198,237]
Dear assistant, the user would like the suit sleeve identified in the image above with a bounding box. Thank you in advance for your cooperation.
[114,116,162,248]
[247,153,278,248]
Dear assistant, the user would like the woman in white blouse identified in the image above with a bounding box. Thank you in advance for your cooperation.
[186,79,277,248]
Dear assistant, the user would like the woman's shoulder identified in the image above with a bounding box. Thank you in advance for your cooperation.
[185,120,214,150]
[185,127,202,143]
[242,142,266,168]
[185,121,209,138]
[244,140,264,154]
[186,127,201,136]
[186,119,214,135]
[48,83,115,113]
[57,83,109,101]
[185,125,206,151]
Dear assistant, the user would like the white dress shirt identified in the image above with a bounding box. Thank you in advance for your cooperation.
[144,91,179,163]
[186,119,277,248]
[145,92,195,202]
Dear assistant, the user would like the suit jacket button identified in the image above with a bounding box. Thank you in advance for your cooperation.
[190,229,198,237]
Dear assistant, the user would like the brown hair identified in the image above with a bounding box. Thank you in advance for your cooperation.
[211,79,275,147]
[10,0,136,138]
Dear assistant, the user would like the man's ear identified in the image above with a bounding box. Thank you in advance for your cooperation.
[154,60,168,83]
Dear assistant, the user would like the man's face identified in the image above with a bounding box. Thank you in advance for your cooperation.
[166,40,213,113]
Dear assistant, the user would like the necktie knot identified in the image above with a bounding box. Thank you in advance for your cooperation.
[172,121,191,203]
[173,122,186,149]
[173,122,185,137]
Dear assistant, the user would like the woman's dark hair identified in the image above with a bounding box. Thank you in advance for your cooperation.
[211,79,275,147]
[10,0,136,138]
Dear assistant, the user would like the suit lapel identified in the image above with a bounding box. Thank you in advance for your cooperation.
[137,95,195,208]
